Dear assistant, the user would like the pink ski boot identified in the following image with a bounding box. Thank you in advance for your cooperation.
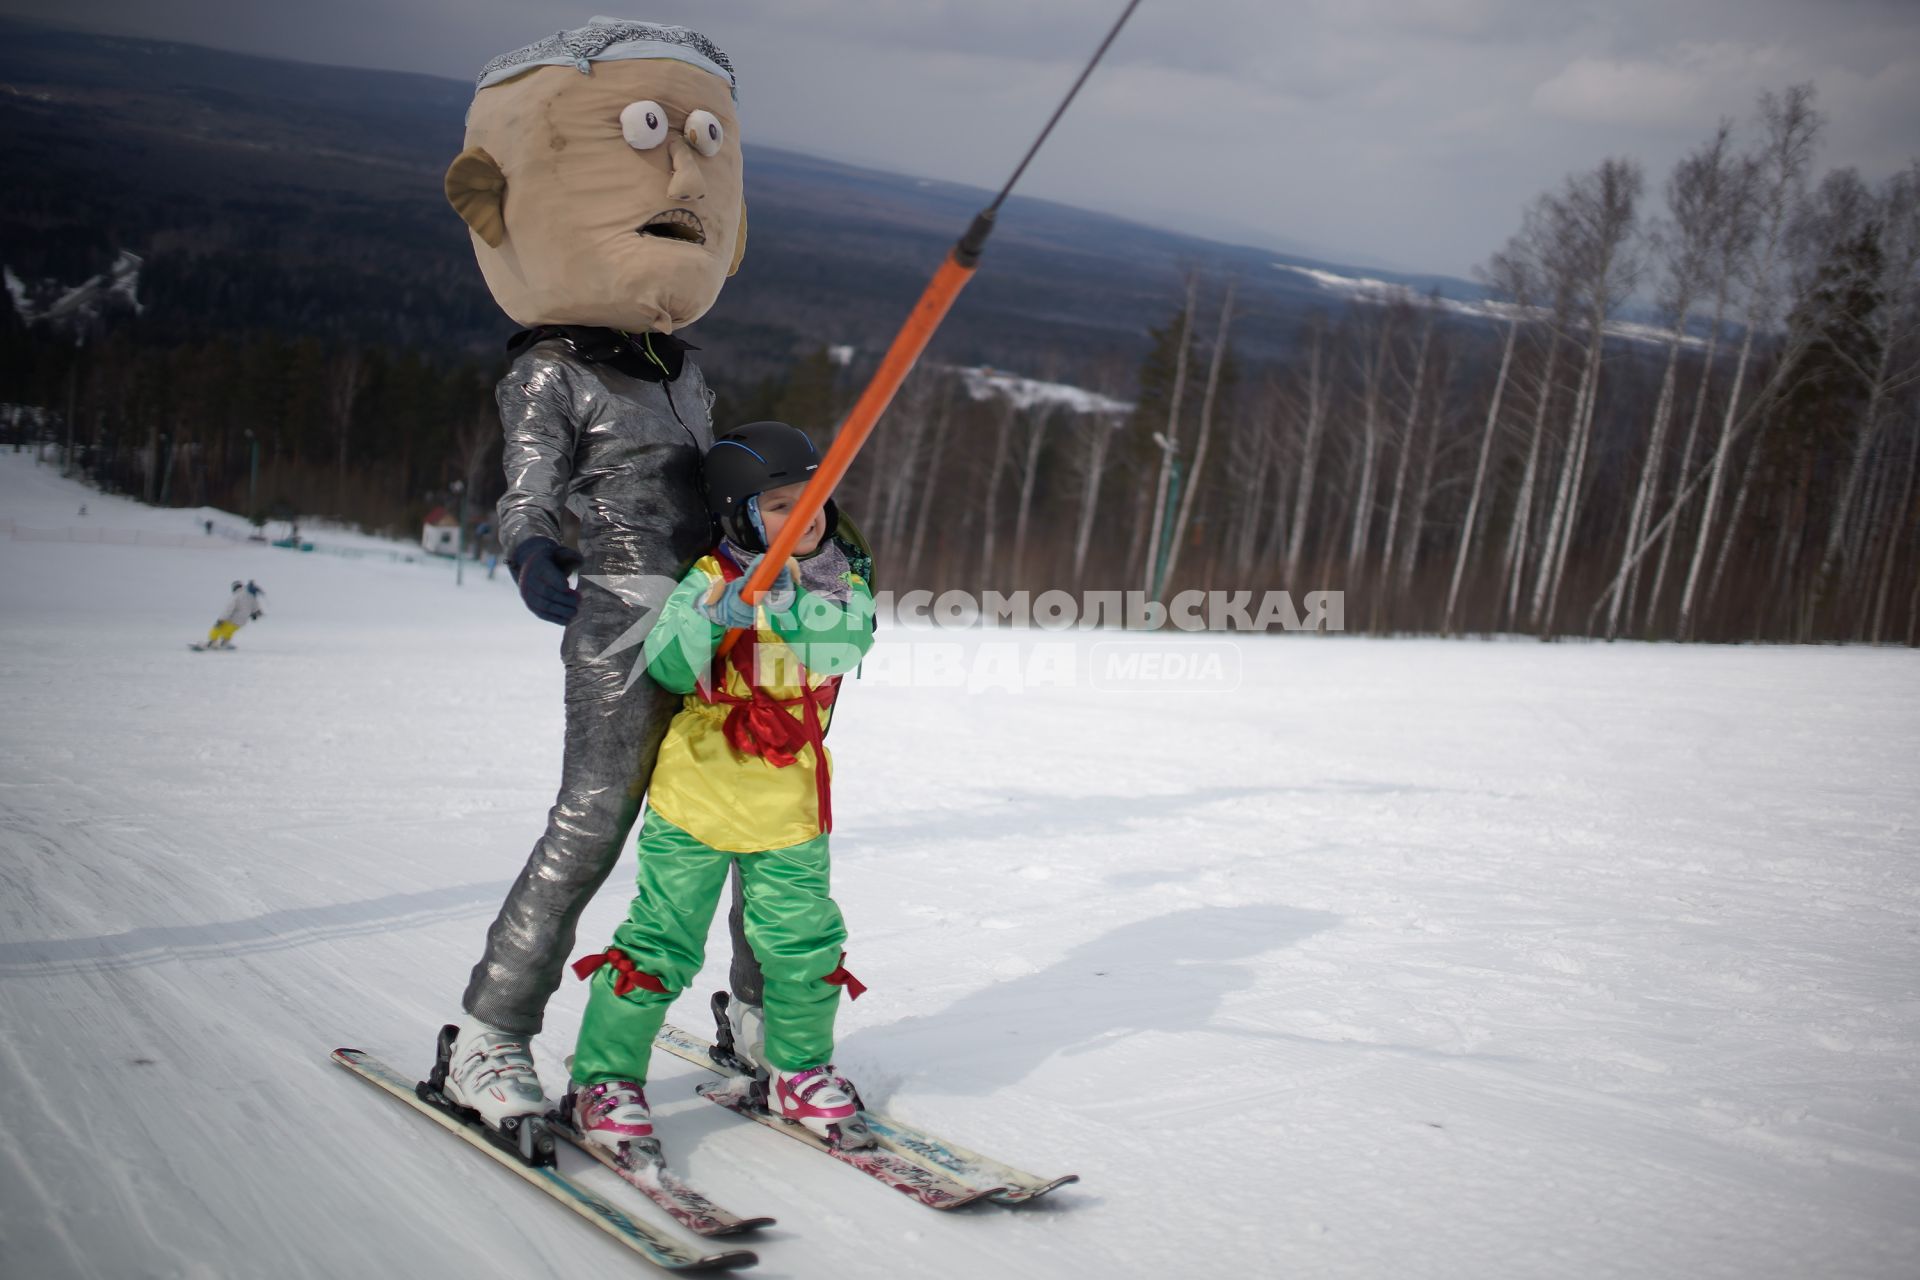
[569,1080,654,1154]
[771,1065,867,1145]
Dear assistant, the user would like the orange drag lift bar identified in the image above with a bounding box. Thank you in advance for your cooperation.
[719,0,1143,654]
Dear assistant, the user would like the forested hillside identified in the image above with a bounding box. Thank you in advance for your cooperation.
[4,21,1913,643]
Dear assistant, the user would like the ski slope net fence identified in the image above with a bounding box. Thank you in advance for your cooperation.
[2,521,237,549]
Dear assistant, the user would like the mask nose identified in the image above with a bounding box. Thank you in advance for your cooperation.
[667,138,706,202]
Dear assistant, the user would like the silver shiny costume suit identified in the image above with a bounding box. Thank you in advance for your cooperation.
[463,329,761,1034]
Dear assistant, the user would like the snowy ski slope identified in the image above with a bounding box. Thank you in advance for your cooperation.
[0,451,1916,1279]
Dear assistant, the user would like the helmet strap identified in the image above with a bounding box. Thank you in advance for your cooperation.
[746,495,768,550]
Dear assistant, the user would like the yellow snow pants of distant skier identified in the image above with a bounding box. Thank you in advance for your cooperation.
[207,621,239,646]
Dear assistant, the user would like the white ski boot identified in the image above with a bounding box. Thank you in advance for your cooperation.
[437,1016,548,1130]
[568,1079,655,1155]
[727,998,767,1072]
[771,1064,867,1144]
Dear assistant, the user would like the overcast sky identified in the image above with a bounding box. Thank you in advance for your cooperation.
[7,0,1917,276]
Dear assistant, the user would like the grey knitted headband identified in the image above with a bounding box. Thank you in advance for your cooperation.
[477,17,736,99]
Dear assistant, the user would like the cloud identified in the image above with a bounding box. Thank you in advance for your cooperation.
[5,0,1918,278]
[1531,43,1793,128]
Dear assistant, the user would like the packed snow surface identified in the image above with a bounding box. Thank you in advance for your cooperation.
[1,451,1916,1279]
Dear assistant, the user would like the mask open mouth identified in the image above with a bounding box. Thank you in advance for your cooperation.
[636,209,706,245]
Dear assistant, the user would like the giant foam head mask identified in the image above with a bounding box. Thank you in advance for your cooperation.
[447,21,746,334]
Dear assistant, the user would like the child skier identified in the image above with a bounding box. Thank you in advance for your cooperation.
[565,421,877,1154]
[203,580,264,649]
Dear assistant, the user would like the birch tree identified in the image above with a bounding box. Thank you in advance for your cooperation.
[1676,85,1823,639]
[1284,316,1331,584]
[1445,246,1529,633]
[1606,127,1736,638]
[1807,161,1920,632]
[1345,306,1397,582]
[1529,157,1643,637]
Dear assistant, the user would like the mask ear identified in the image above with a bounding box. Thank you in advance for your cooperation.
[727,198,748,276]
[445,147,507,248]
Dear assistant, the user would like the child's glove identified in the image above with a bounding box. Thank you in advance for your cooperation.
[510,535,584,625]
[697,564,796,629]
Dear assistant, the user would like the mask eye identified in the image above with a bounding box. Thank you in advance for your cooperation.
[620,100,669,151]
[685,109,725,157]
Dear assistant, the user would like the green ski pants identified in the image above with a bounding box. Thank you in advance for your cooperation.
[572,806,848,1086]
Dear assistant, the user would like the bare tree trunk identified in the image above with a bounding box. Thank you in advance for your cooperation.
[1678,84,1821,639]
[1445,314,1520,634]
[1071,415,1118,581]
[1397,387,1444,601]
[1607,335,1685,637]
[1263,445,1293,577]
[906,387,956,584]
[1230,395,1276,581]
[1143,272,1198,598]
[980,398,1017,585]
[1811,165,1920,624]
[1378,309,1434,596]
[1284,321,1330,583]
[885,387,943,555]
[1500,330,1563,628]
[1346,311,1395,582]
[1162,282,1236,591]
[1541,336,1608,637]
[1531,326,1602,631]
[1011,406,1055,586]
[1643,324,1723,632]
[1678,323,1765,638]
[1705,425,1764,625]
[1869,421,1917,644]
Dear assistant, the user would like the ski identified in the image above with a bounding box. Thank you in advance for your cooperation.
[694,1075,1004,1210]
[331,1048,757,1272]
[552,1126,776,1238]
[656,1014,1078,1206]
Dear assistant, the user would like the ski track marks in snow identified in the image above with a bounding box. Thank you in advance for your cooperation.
[1,453,1918,1279]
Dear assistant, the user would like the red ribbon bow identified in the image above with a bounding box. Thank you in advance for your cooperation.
[823,952,866,1001]
[722,691,813,767]
[571,947,667,998]
[698,623,840,834]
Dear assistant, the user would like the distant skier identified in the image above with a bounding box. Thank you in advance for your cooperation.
[202,579,264,649]
[566,422,876,1153]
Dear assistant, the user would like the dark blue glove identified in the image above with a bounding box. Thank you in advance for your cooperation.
[510,536,584,625]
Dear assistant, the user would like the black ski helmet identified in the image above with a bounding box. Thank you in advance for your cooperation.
[704,421,835,553]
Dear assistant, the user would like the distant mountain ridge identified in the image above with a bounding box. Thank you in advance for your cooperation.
[0,18,1488,380]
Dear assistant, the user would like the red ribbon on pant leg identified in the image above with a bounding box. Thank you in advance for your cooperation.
[822,951,866,1001]
[571,947,668,997]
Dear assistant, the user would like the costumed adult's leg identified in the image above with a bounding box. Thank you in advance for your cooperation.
[728,863,766,1003]
[463,582,681,1034]
[737,832,848,1072]
[573,808,732,1085]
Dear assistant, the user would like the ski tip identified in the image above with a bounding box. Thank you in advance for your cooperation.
[989,1173,1081,1204]
[697,1249,760,1272]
